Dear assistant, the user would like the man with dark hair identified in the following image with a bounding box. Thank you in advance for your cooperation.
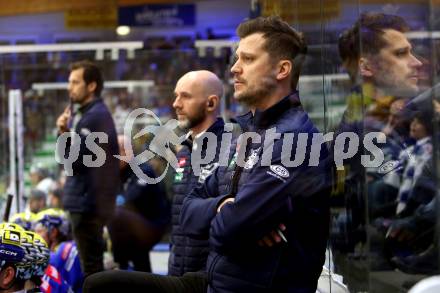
[180,16,329,292]
[334,12,421,224]
[28,189,47,213]
[69,60,104,102]
[234,15,307,98]
[56,60,119,277]
[332,12,428,289]
[340,12,419,98]
[338,13,410,87]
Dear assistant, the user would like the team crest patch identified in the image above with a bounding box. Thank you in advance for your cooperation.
[267,165,289,182]
[378,160,401,174]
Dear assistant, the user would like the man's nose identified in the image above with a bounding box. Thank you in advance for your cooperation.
[172,97,181,109]
[230,60,241,75]
[411,53,423,68]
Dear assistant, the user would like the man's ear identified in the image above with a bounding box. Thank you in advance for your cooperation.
[49,228,59,243]
[87,81,97,94]
[276,60,292,81]
[206,95,219,112]
[359,57,373,77]
[0,266,16,288]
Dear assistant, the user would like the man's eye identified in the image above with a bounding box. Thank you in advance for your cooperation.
[395,50,408,57]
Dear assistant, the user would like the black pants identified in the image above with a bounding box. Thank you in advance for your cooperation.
[83,271,208,293]
[70,212,106,277]
[108,208,166,272]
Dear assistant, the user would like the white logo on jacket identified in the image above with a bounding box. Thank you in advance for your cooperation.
[267,165,290,182]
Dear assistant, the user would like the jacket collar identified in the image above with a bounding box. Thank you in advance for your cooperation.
[182,117,225,149]
[78,97,101,113]
[236,91,301,129]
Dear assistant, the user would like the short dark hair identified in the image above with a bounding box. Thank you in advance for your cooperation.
[339,12,409,65]
[69,60,104,97]
[236,16,307,90]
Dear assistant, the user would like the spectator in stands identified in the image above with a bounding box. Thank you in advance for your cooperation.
[47,188,63,209]
[56,60,119,277]
[28,189,47,213]
[395,113,433,215]
[29,163,56,196]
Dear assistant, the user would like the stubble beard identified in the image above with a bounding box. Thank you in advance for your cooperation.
[177,110,207,132]
[234,75,278,108]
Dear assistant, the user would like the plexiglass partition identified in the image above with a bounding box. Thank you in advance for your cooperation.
[1,1,440,291]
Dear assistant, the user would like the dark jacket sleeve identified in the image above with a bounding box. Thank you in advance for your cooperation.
[209,136,330,252]
[180,168,229,237]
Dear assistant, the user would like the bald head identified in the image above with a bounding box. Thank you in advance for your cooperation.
[173,70,223,134]
[180,70,223,99]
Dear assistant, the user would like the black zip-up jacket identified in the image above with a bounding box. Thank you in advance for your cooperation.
[168,118,225,276]
[181,92,331,292]
[63,98,119,219]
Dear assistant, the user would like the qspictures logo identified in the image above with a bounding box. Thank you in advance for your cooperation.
[56,108,389,184]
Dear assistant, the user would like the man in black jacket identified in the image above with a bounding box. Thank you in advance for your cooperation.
[168,70,226,277]
[180,16,330,292]
[56,60,119,277]
[83,70,226,292]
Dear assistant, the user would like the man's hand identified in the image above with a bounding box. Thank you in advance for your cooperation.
[56,107,71,134]
[216,198,288,247]
[257,223,287,247]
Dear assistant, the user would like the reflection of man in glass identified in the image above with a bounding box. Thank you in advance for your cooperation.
[338,13,422,125]
[359,25,422,99]
[333,12,432,289]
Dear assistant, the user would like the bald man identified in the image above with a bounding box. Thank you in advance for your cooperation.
[84,70,226,292]
[173,70,224,135]
[169,70,225,277]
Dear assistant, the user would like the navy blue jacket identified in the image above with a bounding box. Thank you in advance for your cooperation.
[63,98,119,219]
[181,93,331,292]
[168,118,226,276]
